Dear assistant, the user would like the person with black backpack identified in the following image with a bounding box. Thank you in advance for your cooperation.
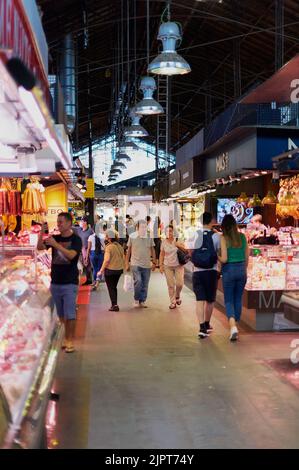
[187,212,221,338]
[87,230,105,289]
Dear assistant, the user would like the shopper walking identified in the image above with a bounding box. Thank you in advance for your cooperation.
[153,216,162,268]
[159,225,186,309]
[37,212,82,353]
[218,214,249,341]
[98,229,124,311]
[87,230,105,289]
[125,220,156,308]
[75,216,94,285]
[187,212,220,339]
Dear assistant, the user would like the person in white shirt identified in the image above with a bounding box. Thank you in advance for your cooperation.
[159,225,187,309]
[125,220,156,308]
[186,212,221,339]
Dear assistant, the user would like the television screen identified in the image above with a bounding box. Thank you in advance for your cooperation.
[217,198,254,225]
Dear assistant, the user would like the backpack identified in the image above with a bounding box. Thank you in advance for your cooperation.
[191,230,218,269]
[95,235,103,254]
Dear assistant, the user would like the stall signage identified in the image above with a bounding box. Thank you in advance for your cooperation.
[85,178,95,199]
[182,171,189,180]
[216,152,229,173]
[257,129,299,169]
[0,0,49,97]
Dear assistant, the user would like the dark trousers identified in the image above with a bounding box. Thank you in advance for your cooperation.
[82,248,93,283]
[90,251,104,282]
[105,269,123,306]
[154,238,161,263]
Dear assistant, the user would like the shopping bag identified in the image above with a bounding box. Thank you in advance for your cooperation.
[123,274,134,292]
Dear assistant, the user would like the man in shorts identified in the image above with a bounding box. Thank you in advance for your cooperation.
[38,212,82,352]
[187,212,220,338]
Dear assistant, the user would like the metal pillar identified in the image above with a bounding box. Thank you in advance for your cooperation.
[233,40,241,99]
[275,0,284,70]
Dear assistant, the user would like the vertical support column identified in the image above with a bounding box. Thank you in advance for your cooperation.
[87,63,94,225]
[275,0,284,70]
[166,76,171,170]
[233,40,241,99]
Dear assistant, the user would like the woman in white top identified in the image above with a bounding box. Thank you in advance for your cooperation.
[159,225,187,309]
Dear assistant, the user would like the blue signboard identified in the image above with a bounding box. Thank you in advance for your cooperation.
[257,129,299,169]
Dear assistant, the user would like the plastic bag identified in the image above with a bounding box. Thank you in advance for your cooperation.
[123,274,134,292]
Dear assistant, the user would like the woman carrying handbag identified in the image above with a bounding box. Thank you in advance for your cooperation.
[98,229,124,311]
[159,225,187,309]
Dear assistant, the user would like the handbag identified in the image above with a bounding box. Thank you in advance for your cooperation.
[177,248,190,265]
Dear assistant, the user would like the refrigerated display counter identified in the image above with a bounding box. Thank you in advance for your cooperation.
[216,245,299,331]
[0,245,63,448]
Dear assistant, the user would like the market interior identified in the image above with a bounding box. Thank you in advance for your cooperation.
[0,0,299,450]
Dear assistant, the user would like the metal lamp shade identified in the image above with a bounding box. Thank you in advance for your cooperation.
[148,51,191,75]
[116,151,132,162]
[135,76,164,116]
[148,22,191,76]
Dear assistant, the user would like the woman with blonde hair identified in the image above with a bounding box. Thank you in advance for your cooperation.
[159,225,187,309]
[98,229,124,311]
[218,214,249,341]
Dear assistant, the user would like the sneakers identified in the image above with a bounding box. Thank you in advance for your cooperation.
[109,305,119,312]
[205,322,213,332]
[198,323,209,339]
[139,302,148,308]
[229,326,238,341]
[133,300,140,308]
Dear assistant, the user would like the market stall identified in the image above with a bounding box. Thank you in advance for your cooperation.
[0,243,63,449]
[214,174,299,331]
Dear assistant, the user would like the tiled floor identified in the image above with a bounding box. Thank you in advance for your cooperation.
[48,273,299,449]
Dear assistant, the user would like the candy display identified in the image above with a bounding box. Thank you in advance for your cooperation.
[21,177,47,230]
[0,178,22,217]
[246,245,299,290]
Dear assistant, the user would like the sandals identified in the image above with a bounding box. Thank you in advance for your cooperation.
[176,298,182,306]
[65,342,75,353]
[169,303,176,309]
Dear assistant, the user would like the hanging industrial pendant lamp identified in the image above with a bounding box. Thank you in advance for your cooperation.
[124,108,149,138]
[120,139,139,153]
[115,151,132,161]
[112,161,127,169]
[134,76,164,115]
[148,21,191,76]
[110,168,122,175]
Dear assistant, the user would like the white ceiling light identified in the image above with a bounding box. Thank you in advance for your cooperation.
[17,147,37,172]
[148,22,191,76]
[134,77,164,115]
[124,109,149,138]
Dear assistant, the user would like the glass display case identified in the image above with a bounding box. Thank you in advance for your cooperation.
[246,245,299,291]
[0,245,63,448]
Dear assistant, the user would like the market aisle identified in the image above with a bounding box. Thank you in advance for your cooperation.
[49,272,299,449]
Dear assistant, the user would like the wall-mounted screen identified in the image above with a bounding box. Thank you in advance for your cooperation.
[217,198,254,225]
